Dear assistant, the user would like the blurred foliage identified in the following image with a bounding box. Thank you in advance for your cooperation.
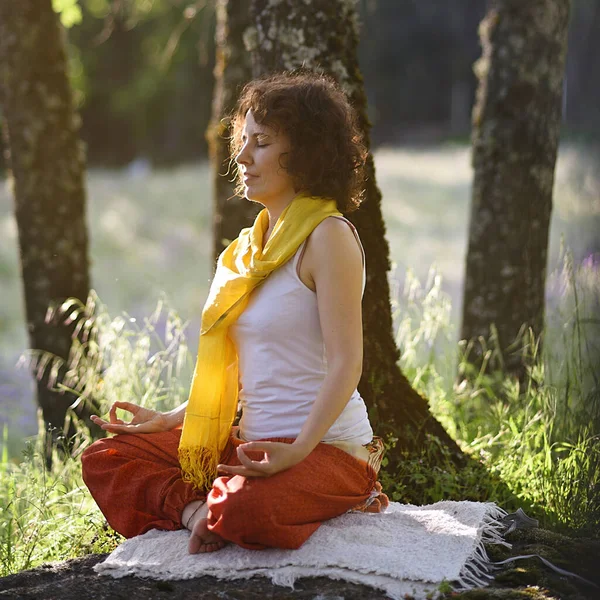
[52,0,83,27]
[63,0,215,165]
[36,0,600,167]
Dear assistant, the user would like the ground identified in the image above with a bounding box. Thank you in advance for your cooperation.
[0,528,598,600]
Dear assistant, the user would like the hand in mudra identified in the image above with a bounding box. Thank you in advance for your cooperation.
[91,401,170,434]
[217,441,309,478]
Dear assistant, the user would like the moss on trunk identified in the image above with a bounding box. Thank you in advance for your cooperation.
[461,0,571,377]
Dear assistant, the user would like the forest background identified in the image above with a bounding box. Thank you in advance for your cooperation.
[0,0,599,588]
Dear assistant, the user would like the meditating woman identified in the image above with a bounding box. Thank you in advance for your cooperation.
[82,71,387,555]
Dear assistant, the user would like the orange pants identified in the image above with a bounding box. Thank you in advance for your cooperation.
[81,428,377,549]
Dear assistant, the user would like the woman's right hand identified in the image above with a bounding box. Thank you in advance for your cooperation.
[91,401,172,434]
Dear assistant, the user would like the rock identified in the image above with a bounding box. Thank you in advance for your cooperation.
[0,555,383,599]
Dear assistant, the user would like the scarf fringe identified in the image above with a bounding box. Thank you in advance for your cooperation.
[178,445,219,492]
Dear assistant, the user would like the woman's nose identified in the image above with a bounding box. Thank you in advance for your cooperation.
[235,143,251,166]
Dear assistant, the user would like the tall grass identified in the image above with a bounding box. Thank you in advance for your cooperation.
[394,253,600,534]
[0,296,194,576]
[0,426,117,577]
[53,291,194,415]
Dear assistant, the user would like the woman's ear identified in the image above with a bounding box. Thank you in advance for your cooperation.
[277,151,290,172]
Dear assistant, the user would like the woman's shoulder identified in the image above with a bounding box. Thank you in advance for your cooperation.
[309,216,360,249]
[309,217,363,263]
[303,216,363,280]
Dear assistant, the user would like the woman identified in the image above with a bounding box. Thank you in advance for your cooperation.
[82,71,387,555]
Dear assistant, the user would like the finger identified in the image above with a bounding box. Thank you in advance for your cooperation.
[104,410,124,426]
[238,441,273,454]
[92,414,125,425]
[238,449,275,475]
[237,445,267,467]
[108,404,119,423]
[112,401,141,414]
[217,463,266,477]
[110,401,142,423]
[237,444,269,460]
[100,422,144,434]
[100,422,130,431]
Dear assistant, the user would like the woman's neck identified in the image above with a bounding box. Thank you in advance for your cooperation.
[261,193,297,245]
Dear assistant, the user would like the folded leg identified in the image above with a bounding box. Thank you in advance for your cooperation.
[207,438,376,549]
[81,429,206,538]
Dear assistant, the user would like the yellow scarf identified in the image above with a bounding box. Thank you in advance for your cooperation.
[179,194,342,490]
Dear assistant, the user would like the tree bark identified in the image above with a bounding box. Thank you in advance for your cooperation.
[208,0,258,266]
[0,0,95,454]
[210,0,462,465]
[461,0,571,376]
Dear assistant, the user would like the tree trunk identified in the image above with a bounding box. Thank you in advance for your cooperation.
[208,0,258,266]
[210,0,463,468]
[0,0,97,455]
[461,0,571,377]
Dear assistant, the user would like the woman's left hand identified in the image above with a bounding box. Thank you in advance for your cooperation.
[217,441,310,478]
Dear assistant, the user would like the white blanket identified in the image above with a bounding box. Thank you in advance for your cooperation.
[94,501,509,599]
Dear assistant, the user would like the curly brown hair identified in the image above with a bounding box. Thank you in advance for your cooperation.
[230,71,367,213]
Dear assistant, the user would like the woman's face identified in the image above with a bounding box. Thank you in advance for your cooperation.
[235,110,296,205]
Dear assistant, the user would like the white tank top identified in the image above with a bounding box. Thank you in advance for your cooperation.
[229,217,373,444]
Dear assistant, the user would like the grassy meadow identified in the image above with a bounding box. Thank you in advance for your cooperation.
[0,143,599,575]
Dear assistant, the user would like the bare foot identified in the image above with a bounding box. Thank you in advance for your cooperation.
[187,504,226,554]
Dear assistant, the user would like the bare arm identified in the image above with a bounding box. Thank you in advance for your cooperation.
[293,217,364,454]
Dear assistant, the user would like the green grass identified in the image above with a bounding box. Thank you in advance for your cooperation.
[0,426,121,577]
[0,293,197,576]
[0,293,199,576]
[391,252,599,535]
